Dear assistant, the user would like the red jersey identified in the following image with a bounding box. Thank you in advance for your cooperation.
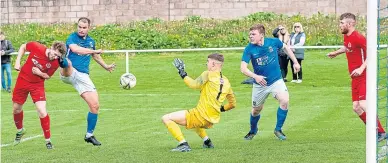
[343,30,366,78]
[18,42,60,83]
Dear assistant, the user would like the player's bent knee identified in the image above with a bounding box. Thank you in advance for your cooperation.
[352,106,363,114]
[352,102,361,113]
[279,98,289,109]
[252,106,263,115]
[162,114,171,124]
[89,104,99,113]
[13,103,23,113]
[37,110,47,118]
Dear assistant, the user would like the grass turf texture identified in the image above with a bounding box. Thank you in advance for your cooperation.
[2,49,386,162]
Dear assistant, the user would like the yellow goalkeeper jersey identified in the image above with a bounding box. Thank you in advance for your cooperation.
[184,70,236,124]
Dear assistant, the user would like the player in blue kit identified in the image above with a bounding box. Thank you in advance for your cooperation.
[59,17,116,146]
[240,24,300,140]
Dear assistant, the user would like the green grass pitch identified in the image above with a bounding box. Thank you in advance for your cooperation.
[2,49,383,162]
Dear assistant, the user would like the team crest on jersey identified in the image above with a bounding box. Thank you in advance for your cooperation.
[346,42,353,52]
[256,55,269,66]
[46,63,51,68]
[31,58,43,70]
[268,46,273,53]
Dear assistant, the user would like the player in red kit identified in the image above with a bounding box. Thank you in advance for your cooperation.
[12,41,67,149]
[327,13,387,141]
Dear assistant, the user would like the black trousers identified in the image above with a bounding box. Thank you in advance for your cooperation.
[278,55,289,79]
[290,59,303,80]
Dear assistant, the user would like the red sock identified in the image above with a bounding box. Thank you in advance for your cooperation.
[360,112,385,133]
[40,114,51,139]
[13,111,24,130]
[377,119,385,133]
[359,112,366,124]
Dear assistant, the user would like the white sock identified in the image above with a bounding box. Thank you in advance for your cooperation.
[17,128,23,132]
[45,138,51,143]
[85,132,93,138]
[179,140,186,144]
[203,136,209,142]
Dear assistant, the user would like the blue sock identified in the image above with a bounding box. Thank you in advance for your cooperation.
[250,114,261,134]
[59,58,69,68]
[275,107,288,131]
[87,112,98,134]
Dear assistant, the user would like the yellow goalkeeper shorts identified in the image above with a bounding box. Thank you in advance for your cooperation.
[185,108,213,129]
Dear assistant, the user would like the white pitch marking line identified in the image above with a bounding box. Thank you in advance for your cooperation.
[1,135,43,148]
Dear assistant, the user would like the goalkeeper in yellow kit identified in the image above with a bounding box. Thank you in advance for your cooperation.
[162,53,236,152]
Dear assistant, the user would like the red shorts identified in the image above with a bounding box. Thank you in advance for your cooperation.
[351,77,366,102]
[12,78,46,105]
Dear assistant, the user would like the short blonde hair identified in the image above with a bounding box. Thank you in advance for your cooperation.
[293,22,304,33]
[52,41,67,58]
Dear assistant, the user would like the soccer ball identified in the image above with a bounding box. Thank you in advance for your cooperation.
[120,73,136,89]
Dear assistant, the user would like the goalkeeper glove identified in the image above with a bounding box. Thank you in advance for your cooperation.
[220,105,226,112]
[173,58,187,79]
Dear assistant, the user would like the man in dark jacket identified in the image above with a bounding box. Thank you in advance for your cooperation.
[1,32,15,92]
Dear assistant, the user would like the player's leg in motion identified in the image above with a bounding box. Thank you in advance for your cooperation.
[13,102,26,145]
[244,105,263,140]
[194,128,214,148]
[81,91,101,146]
[12,79,29,146]
[274,91,289,140]
[35,101,53,149]
[353,78,387,141]
[245,83,268,140]
[355,100,387,141]
[162,110,191,152]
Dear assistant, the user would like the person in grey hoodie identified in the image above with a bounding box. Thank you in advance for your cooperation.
[1,32,15,92]
[289,22,306,83]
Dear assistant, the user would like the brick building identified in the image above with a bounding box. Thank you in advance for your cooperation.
[0,0,375,24]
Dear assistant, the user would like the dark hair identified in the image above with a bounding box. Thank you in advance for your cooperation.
[0,32,4,35]
[340,13,356,21]
[208,53,224,62]
[78,17,91,25]
[52,41,67,58]
[250,24,266,35]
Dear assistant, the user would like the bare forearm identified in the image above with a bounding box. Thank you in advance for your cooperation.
[92,54,108,69]
[240,63,257,78]
[285,46,298,63]
[15,44,26,64]
[360,58,367,70]
[34,72,50,79]
[69,45,96,55]
[334,47,346,55]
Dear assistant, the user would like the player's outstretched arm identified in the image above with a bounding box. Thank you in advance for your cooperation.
[173,58,208,89]
[14,44,27,71]
[183,71,209,89]
[220,89,236,112]
[68,44,102,55]
[327,46,346,58]
[92,53,116,73]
